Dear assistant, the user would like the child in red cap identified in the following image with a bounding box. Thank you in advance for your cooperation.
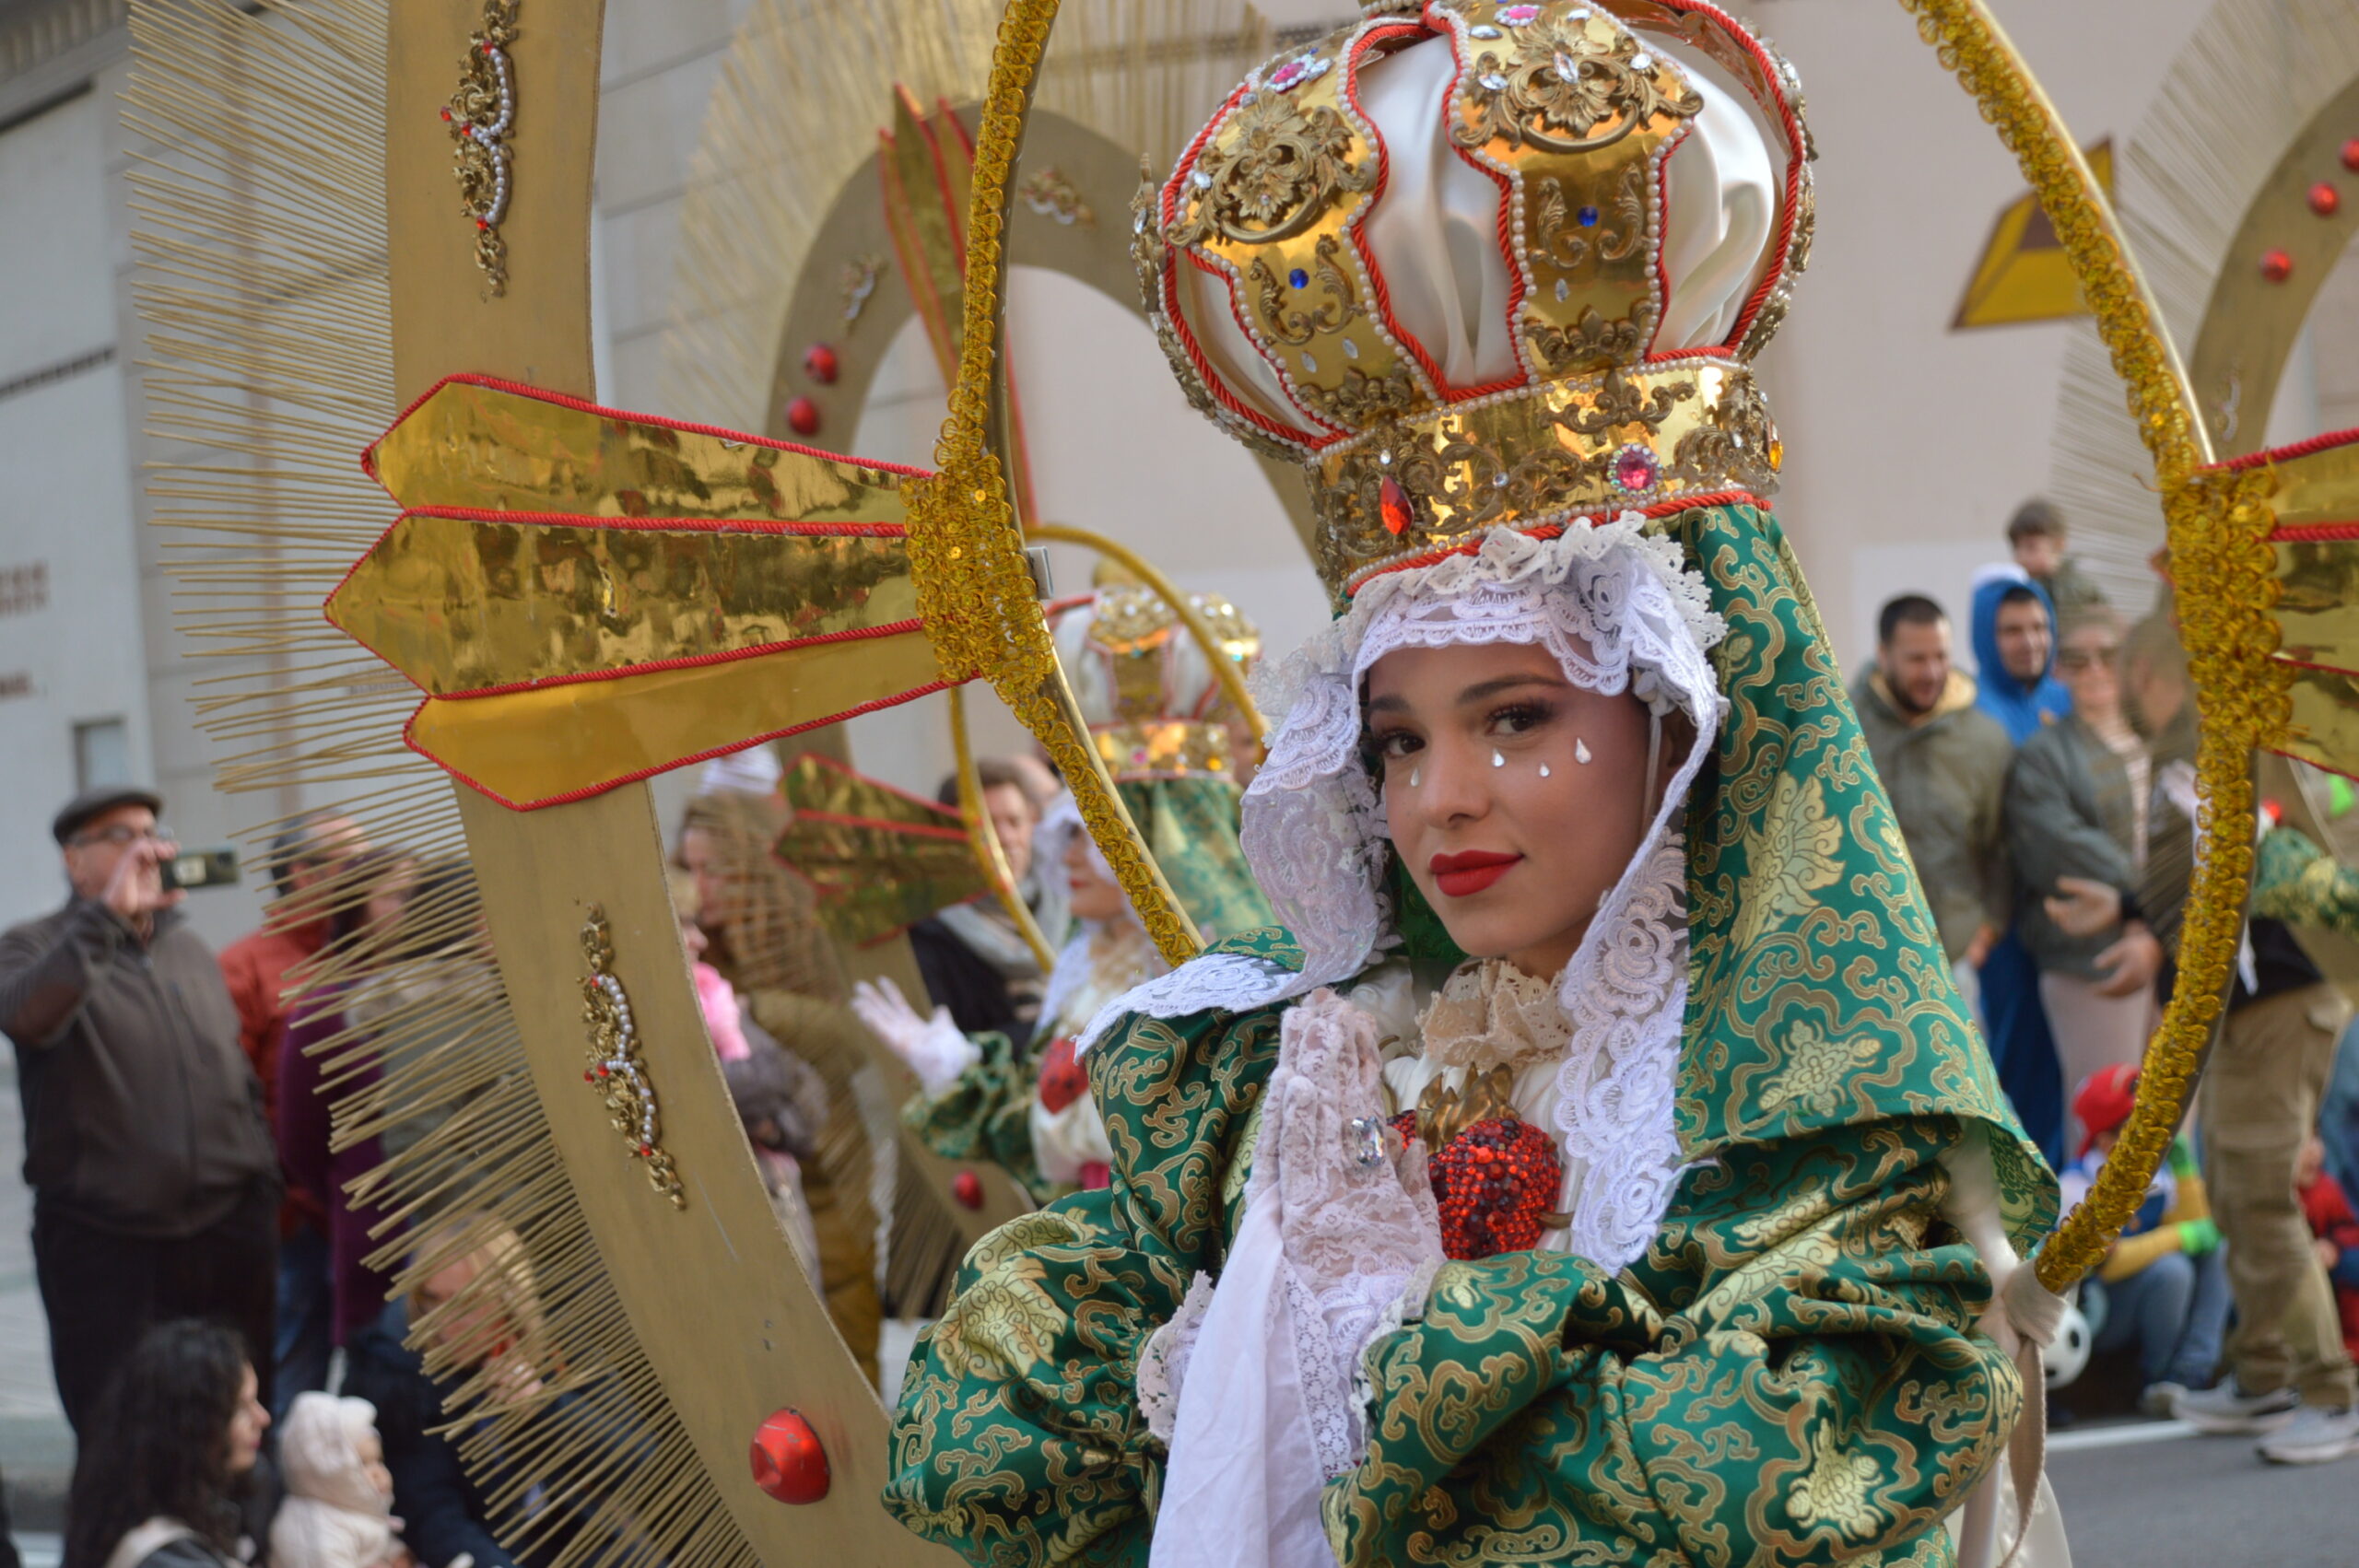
[2060,1063,2232,1412]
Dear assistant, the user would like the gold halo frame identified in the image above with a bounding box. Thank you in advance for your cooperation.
[1898,0,2286,1290]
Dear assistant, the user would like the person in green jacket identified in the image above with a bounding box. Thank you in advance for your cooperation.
[886,4,2057,1562]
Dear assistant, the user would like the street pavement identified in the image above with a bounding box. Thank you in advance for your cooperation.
[2049,1417,2359,1565]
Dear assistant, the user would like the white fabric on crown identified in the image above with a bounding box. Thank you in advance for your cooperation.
[1169,13,1781,431]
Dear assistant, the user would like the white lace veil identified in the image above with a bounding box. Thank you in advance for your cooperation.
[1083,513,1728,1269]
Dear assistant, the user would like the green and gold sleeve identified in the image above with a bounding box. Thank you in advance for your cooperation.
[1328,1117,2014,1568]
[902,1030,1054,1203]
[2254,826,2359,941]
[885,998,1283,1564]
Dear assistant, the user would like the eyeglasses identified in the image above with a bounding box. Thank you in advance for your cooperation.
[2056,647,2119,672]
[71,824,175,848]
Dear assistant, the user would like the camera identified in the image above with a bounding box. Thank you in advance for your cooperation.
[160,847,241,892]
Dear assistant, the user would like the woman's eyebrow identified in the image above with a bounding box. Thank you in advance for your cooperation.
[1366,692,1410,716]
[1454,673,1567,705]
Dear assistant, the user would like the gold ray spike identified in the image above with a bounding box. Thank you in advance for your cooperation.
[772,754,994,947]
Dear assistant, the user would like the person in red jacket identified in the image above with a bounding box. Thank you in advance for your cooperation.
[2297,1135,2359,1365]
[216,811,368,1417]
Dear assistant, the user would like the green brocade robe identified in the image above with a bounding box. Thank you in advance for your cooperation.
[886,505,2056,1567]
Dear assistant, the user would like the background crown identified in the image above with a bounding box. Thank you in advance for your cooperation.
[1053,587,1262,782]
[1137,0,1814,597]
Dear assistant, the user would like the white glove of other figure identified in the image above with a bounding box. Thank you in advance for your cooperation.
[850,977,978,1094]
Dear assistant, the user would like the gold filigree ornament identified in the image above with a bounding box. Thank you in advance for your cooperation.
[1894,0,2300,1293]
[440,0,518,297]
[578,906,686,1210]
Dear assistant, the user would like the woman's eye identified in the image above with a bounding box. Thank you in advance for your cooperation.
[1371,731,1422,760]
[1488,702,1552,736]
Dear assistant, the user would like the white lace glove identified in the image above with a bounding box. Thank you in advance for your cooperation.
[849,977,977,1094]
[1266,989,1443,1455]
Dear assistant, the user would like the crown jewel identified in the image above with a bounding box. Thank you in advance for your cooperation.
[1137,0,1813,599]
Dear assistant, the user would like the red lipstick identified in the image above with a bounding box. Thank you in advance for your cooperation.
[1428,849,1521,898]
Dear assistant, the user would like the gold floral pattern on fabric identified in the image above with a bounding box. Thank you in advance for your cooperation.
[1733,772,1842,946]
[1673,506,2052,1245]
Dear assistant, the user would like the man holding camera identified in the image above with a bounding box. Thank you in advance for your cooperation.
[0,786,278,1434]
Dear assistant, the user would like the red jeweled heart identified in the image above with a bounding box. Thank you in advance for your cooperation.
[1393,1110,1561,1259]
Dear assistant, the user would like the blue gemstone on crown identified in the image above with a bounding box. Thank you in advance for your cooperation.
[1289,268,1309,288]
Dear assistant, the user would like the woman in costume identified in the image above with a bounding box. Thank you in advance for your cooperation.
[853,584,1274,1201]
[886,2,2054,1562]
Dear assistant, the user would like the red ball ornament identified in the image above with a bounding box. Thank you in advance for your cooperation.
[2310,181,2341,217]
[951,1169,984,1211]
[2343,136,2359,173]
[785,396,822,437]
[749,1409,830,1504]
[803,343,840,385]
[2260,248,2294,284]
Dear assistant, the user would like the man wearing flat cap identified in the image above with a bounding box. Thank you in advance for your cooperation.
[0,786,278,1434]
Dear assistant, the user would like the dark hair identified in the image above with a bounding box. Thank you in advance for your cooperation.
[267,810,345,900]
[1996,582,2046,616]
[2007,498,2065,544]
[1876,594,1946,648]
[64,1320,252,1568]
[935,758,1032,811]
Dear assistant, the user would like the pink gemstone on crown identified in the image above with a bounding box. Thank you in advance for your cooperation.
[1498,5,1542,24]
[1611,445,1660,495]
[1266,53,1329,92]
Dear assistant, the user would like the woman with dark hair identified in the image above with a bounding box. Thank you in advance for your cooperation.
[64,1319,271,1568]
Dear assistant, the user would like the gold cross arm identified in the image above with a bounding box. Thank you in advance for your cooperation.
[330,374,962,807]
[2256,425,2359,777]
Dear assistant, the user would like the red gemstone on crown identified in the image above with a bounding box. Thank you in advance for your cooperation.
[951,1169,984,1210]
[1612,445,1660,494]
[1379,474,1414,536]
[785,395,822,437]
[2310,182,2341,217]
[2261,248,2294,283]
[803,343,839,384]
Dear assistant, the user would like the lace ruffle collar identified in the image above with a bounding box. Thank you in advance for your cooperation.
[1416,958,1573,1071]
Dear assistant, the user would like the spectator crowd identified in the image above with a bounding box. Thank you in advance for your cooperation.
[1860,498,2359,1461]
[5,498,2359,1568]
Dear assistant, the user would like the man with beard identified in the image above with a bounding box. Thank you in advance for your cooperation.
[1854,595,2013,1015]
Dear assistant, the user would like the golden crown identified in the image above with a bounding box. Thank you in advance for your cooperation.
[1057,586,1263,782]
[1135,0,1813,599]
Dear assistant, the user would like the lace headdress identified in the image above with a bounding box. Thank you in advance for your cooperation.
[1089,514,1724,1269]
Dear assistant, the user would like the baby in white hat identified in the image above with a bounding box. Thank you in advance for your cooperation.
[268,1393,408,1568]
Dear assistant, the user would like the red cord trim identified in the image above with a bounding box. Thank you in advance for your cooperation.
[361,372,934,494]
[2269,521,2359,543]
[1342,490,1761,595]
[792,809,969,844]
[2271,653,2359,679]
[416,676,968,811]
[2213,423,2359,473]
